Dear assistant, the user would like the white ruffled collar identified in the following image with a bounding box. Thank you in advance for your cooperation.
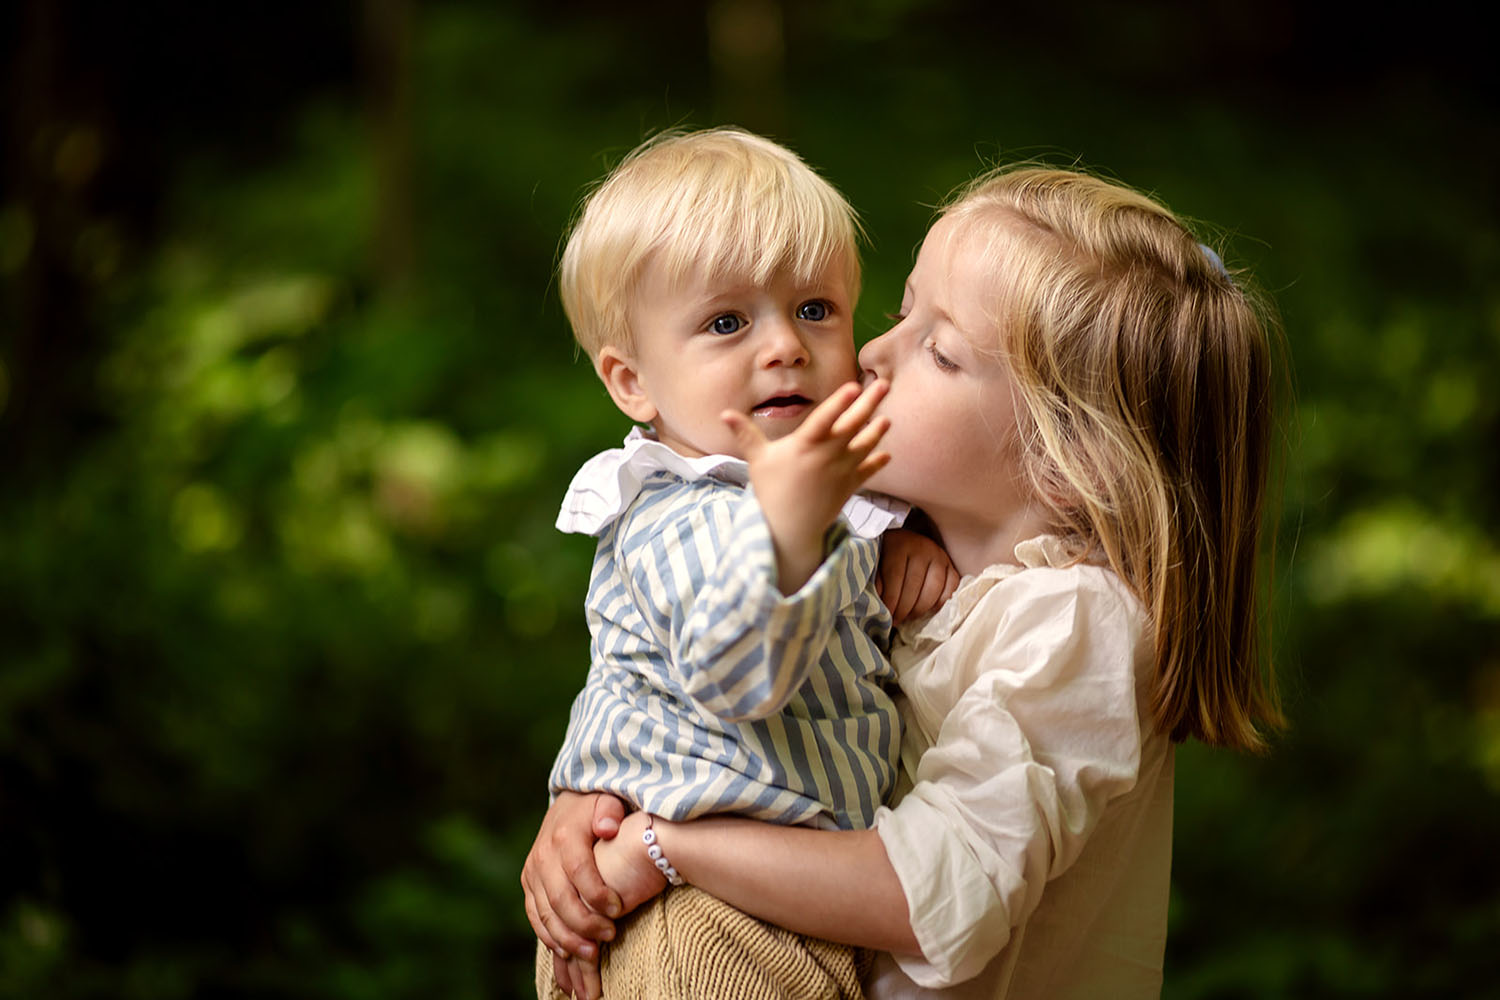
[903,535,1088,650]
[557,427,908,538]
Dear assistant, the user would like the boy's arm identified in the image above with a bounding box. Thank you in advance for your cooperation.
[878,527,962,624]
[637,379,891,722]
[722,379,890,594]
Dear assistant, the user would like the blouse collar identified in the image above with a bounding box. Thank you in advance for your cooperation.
[905,534,1085,649]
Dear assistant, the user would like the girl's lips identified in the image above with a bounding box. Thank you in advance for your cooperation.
[751,394,811,418]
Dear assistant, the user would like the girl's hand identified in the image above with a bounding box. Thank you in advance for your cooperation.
[554,953,601,1000]
[723,379,891,594]
[552,812,672,1000]
[522,792,627,962]
[877,528,961,624]
[595,809,671,913]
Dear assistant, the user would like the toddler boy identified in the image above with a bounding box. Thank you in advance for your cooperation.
[540,127,911,999]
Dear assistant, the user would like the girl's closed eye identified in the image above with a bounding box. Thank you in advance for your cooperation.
[927,340,958,372]
[708,313,744,335]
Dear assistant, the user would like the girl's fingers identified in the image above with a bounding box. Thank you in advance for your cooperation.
[551,952,576,998]
[579,957,603,1000]
[527,879,600,960]
[566,955,602,1000]
[525,891,563,958]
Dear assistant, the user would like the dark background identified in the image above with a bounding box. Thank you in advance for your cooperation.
[3,1,1497,996]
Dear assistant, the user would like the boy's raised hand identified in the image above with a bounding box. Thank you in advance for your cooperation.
[723,379,890,594]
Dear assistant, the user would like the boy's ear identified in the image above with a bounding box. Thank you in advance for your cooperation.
[596,346,658,425]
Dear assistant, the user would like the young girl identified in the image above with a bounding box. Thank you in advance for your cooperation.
[524,164,1284,999]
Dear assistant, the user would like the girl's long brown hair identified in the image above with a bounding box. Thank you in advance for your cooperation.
[946,167,1285,751]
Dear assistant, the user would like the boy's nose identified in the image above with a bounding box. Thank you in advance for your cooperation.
[760,319,810,368]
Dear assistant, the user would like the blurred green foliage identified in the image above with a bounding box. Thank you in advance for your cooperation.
[2,1,1497,997]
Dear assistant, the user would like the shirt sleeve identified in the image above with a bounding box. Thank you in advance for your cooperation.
[623,486,863,722]
[873,568,1148,988]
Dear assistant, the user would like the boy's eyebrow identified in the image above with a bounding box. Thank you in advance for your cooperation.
[692,286,750,309]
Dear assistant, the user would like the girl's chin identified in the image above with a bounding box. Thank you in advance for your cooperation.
[863,464,905,499]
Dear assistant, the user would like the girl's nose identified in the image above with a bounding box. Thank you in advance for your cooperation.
[857,331,890,377]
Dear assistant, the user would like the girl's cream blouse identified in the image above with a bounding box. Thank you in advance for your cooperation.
[870,536,1174,999]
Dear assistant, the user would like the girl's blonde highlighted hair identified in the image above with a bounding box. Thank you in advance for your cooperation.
[945,167,1284,752]
[559,127,862,359]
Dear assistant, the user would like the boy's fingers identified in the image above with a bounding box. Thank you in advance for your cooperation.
[847,415,890,455]
[916,564,950,617]
[722,409,768,458]
[829,379,888,438]
[896,565,925,623]
[800,381,863,439]
[854,450,890,481]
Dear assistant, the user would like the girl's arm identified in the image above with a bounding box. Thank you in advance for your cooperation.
[596,808,921,954]
[522,791,628,961]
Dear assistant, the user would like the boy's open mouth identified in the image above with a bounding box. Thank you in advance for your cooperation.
[752,394,811,416]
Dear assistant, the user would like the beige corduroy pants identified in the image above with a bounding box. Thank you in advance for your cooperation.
[536,885,867,999]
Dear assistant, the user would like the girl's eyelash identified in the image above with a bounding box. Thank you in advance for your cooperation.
[927,342,958,371]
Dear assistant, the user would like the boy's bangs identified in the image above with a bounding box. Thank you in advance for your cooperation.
[652,169,859,293]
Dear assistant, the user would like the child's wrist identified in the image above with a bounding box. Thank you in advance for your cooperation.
[641,814,686,887]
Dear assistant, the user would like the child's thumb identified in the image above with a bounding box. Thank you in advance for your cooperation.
[721,409,763,456]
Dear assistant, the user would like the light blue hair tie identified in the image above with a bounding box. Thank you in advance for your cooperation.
[1198,243,1230,279]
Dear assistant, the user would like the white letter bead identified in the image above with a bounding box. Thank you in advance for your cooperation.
[640,815,686,887]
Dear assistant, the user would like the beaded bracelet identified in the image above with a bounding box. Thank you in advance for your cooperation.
[642,814,685,887]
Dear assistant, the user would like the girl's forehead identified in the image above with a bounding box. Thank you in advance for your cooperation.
[920,216,1010,295]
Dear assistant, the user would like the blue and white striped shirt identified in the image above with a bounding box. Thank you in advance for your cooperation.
[549,435,903,831]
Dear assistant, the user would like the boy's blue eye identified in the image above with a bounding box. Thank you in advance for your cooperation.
[797,301,829,321]
[710,314,743,335]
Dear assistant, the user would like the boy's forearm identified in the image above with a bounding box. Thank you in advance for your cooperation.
[674,501,848,721]
[766,517,830,594]
[656,816,921,954]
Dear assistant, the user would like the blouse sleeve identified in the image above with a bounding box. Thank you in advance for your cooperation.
[873,566,1148,988]
[622,486,863,722]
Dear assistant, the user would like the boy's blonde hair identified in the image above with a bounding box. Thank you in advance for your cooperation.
[559,128,862,359]
[944,167,1284,752]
